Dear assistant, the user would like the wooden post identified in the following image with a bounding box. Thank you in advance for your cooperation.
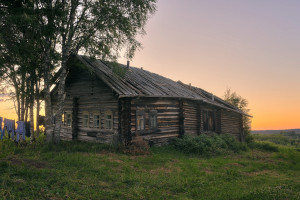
[199,104,202,134]
[240,114,245,142]
[218,109,222,134]
[72,97,79,140]
[196,102,201,135]
[179,99,184,138]
[118,100,122,143]
[119,98,132,146]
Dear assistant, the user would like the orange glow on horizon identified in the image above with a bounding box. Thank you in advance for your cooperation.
[1,93,299,131]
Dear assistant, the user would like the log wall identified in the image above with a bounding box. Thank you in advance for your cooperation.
[130,98,180,145]
[183,100,224,136]
[220,110,243,140]
[53,67,243,144]
[183,100,200,136]
[60,69,119,143]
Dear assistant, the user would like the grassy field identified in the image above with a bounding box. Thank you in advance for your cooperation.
[0,135,300,200]
[253,132,300,148]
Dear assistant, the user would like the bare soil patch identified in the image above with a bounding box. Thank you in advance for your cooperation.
[6,156,47,169]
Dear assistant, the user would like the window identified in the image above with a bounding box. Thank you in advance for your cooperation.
[83,112,89,128]
[203,110,215,131]
[93,114,100,128]
[136,110,145,131]
[105,111,113,130]
[149,110,157,129]
[66,113,72,127]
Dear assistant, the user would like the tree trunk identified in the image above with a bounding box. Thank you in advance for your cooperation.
[53,54,68,143]
[20,73,25,121]
[30,78,35,143]
[13,81,21,121]
[44,44,54,143]
[24,103,29,122]
[36,80,40,137]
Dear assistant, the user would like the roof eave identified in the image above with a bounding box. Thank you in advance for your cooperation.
[118,94,251,117]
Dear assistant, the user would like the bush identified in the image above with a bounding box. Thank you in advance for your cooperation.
[121,136,150,155]
[171,134,248,156]
[248,141,279,152]
[244,129,254,143]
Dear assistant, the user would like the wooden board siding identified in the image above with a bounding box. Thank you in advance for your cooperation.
[130,98,180,145]
[220,110,243,140]
[216,109,222,134]
[60,68,119,143]
[183,101,225,136]
[183,100,199,136]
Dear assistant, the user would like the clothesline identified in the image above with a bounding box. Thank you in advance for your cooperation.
[0,116,31,142]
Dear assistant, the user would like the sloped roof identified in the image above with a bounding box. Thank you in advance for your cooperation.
[75,55,248,116]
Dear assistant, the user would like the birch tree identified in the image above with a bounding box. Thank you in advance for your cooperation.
[1,0,157,143]
[46,0,157,143]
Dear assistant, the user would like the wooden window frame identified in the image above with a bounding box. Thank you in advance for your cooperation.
[93,113,100,129]
[202,109,216,132]
[65,112,72,127]
[104,110,113,130]
[149,110,158,129]
[82,112,89,128]
[136,110,145,131]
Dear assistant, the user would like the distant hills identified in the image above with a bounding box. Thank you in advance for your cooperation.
[252,129,300,134]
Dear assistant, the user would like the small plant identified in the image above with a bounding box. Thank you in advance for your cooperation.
[107,61,128,78]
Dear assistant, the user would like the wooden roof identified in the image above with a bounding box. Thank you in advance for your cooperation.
[75,55,248,116]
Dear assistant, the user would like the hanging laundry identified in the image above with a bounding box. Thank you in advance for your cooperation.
[16,121,26,142]
[2,119,15,140]
[25,121,31,137]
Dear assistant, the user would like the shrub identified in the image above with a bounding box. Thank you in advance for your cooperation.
[171,134,248,156]
[244,129,254,143]
[248,141,279,152]
[120,136,150,155]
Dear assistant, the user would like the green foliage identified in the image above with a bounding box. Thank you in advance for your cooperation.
[223,88,252,143]
[171,134,248,156]
[107,61,128,78]
[244,129,254,143]
[1,0,157,142]
[248,141,279,152]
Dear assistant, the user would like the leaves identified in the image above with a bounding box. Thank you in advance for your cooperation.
[223,88,252,142]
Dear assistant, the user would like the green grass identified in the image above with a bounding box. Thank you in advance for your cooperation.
[0,136,300,200]
[253,132,300,147]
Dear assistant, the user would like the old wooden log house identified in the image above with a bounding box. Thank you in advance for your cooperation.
[51,55,249,145]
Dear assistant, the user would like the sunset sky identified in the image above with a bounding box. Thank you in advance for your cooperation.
[119,0,300,130]
[1,0,299,130]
